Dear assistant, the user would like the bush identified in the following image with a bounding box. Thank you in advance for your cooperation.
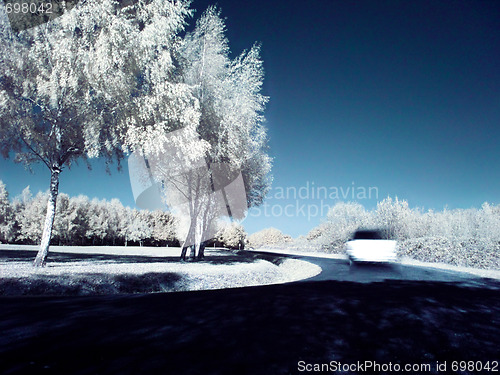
[247,227,292,249]
[216,222,247,249]
[299,199,500,269]
[398,237,500,269]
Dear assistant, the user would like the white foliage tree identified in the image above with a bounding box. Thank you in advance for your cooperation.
[0,180,15,243]
[127,209,153,246]
[2,181,179,247]
[157,6,271,260]
[14,188,47,244]
[52,192,71,245]
[375,196,413,239]
[0,0,195,265]
[302,198,500,268]
[150,209,177,246]
[216,221,247,249]
[478,202,500,244]
[317,201,372,250]
[0,1,131,264]
[86,199,109,245]
[66,195,90,245]
[106,198,124,246]
[247,227,292,249]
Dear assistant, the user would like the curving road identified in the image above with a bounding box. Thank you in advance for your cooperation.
[1,251,499,375]
[249,249,500,287]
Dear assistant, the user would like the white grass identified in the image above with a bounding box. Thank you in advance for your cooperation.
[398,257,500,280]
[0,245,321,292]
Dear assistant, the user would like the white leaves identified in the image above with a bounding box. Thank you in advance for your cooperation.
[1,1,271,257]
[0,180,180,246]
[0,180,16,243]
[0,0,206,175]
[181,6,230,90]
[180,7,270,175]
[123,81,207,158]
[1,0,270,181]
[0,90,8,112]
[216,221,246,249]
[13,189,48,243]
[247,227,292,249]
[140,6,272,252]
[306,199,500,268]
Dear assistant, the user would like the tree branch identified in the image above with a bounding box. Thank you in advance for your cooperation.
[19,135,51,170]
[60,146,81,165]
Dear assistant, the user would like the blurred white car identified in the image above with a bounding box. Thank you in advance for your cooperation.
[345,229,397,264]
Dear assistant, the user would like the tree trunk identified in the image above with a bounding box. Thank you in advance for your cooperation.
[180,246,188,261]
[190,244,196,259]
[180,222,195,261]
[34,167,60,267]
[197,242,206,259]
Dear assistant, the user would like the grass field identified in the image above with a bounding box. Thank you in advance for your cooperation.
[0,245,321,296]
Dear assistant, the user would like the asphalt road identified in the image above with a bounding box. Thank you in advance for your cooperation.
[1,252,499,375]
[249,250,499,287]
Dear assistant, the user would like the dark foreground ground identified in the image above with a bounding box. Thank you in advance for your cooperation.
[1,276,499,375]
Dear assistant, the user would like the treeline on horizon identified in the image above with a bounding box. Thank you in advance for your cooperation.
[2,178,499,269]
[305,198,500,269]
[0,180,248,249]
[0,180,180,247]
[247,197,500,269]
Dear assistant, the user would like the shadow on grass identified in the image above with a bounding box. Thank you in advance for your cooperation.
[0,249,264,265]
[0,272,184,296]
[0,249,180,264]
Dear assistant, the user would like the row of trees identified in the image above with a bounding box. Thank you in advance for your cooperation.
[0,181,177,246]
[308,197,500,248]
[248,197,500,268]
[248,197,500,269]
[305,197,500,268]
[0,1,271,265]
[0,180,247,249]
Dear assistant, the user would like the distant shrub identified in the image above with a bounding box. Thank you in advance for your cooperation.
[298,199,500,269]
[247,227,292,249]
[216,222,247,249]
[398,237,500,269]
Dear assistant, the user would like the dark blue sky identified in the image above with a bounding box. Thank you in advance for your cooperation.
[1,0,499,237]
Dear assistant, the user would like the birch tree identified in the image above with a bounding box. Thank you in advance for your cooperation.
[14,189,47,244]
[150,209,177,246]
[0,180,15,243]
[0,0,193,265]
[66,195,90,245]
[153,7,271,259]
[128,209,152,246]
